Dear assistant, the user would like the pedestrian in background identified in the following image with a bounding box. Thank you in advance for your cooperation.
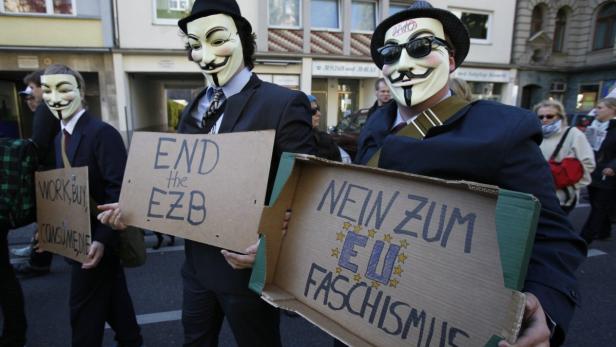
[581,97,616,243]
[535,99,595,214]
[449,77,473,102]
[12,70,60,278]
[308,94,350,163]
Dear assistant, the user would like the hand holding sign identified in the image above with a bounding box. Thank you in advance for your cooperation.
[97,203,127,231]
[498,293,550,347]
[82,241,105,269]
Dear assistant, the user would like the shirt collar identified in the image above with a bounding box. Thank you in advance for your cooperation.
[209,67,251,99]
[60,108,86,135]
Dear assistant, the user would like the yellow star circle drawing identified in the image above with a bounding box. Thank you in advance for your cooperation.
[335,267,342,275]
[336,231,345,242]
[353,273,362,282]
[342,222,352,230]
[397,252,408,264]
[383,234,393,243]
[353,225,362,233]
[331,248,340,258]
[389,279,399,288]
[371,281,380,289]
[394,265,404,276]
[367,229,377,238]
[399,239,409,248]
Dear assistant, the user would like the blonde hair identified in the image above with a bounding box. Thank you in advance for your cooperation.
[533,99,567,125]
[599,97,616,111]
[449,78,473,102]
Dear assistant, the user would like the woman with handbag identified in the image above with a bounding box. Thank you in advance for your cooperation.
[581,98,616,243]
[535,99,595,214]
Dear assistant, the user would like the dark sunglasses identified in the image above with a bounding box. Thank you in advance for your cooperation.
[311,106,320,115]
[377,36,450,65]
[537,114,558,120]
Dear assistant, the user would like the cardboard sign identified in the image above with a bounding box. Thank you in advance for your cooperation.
[35,167,91,263]
[251,154,539,347]
[119,131,275,252]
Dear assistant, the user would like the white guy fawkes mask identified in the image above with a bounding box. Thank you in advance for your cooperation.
[41,74,83,121]
[381,18,451,107]
[186,14,244,87]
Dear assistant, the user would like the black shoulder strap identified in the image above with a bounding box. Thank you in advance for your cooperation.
[550,127,573,160]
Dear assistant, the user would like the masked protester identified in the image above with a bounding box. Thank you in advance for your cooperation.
[354,2,586,346]
[97,0,316,345]
[41,64,143,347]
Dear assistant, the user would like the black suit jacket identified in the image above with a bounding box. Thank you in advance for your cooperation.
[178,73,316,294]
[55,112,126,248]
[356,100,587,346]
[32,103,59,170]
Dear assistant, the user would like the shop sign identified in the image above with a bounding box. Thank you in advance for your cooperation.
[313,61,380,78]
[453,68,511,83]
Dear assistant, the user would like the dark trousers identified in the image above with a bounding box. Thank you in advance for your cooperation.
[29,249,52,268]
[69,253,142,347]
[181,267,281,347]
[0,229,27,347]
[581,186,616,243]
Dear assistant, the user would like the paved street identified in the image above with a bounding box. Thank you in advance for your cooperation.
[3,203,614,346]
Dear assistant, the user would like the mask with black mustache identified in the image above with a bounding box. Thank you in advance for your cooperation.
[381,18,451,107]
[40,74,83,121]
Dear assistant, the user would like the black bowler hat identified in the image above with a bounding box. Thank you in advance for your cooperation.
[178,0,252,34]
[370,1,469,69]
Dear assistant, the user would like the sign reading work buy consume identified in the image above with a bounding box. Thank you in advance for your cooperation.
[253,155,537,346]
[119,131,275,253]
[35,167,91,263]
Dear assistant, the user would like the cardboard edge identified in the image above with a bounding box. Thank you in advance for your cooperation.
[502,291,527,344]
[495,190,541,290]
[250,153,301,293]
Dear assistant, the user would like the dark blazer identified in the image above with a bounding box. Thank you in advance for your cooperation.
[32,103,59,170]
[589,119,616,189]
[55,112,126,248]
[178,73,316,294]
[356,100,587,346]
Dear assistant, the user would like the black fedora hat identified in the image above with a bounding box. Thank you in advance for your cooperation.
[370,1,469,69]
[178,0,252,34]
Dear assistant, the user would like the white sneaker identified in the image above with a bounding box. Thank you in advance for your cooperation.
[11,245,32,257]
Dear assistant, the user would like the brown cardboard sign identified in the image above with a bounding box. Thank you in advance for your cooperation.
[35,167,91,263]
[255,155,530,346]
[119,131,275,253]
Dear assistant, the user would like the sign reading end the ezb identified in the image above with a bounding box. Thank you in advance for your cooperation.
[119,131,275,253]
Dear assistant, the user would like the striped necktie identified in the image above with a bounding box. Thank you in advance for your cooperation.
[202,88,226,133]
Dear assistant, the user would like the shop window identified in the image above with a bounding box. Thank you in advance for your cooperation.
[153,0,193,24]
[577,84,600,111]
[593,2,616,50]
[530,4,546,36]
[553,7,569,53]
[269,0,301,28]
[389,3,409,16]
[1,0,74,15]
[351,0,376,32]
[311,0,340,30]
[450,8,491,43]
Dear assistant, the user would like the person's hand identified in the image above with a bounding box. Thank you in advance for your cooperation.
[498,292,550,347]
[221,240,259,270]
[602,168,615,177]
[82,241,105,269]
[97,203,127,231]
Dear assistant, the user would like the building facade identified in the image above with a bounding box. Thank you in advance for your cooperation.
[0,0,117,138]
[1,0,519,138]
[512,0,616,114]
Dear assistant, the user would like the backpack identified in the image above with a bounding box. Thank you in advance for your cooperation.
[0,138,38,229]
